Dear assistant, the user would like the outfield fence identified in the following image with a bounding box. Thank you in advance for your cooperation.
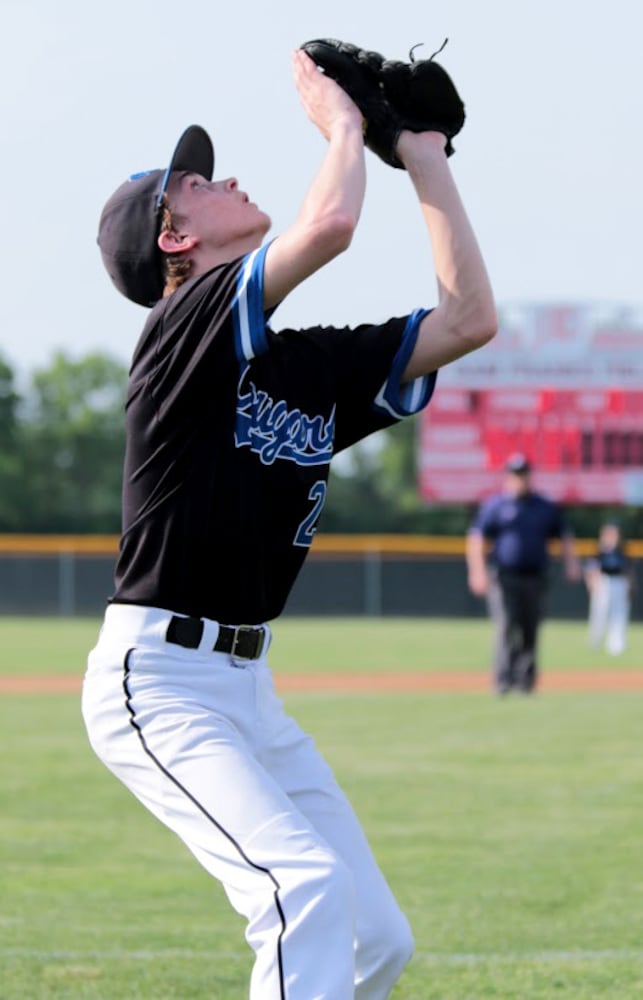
[1,534,641,619]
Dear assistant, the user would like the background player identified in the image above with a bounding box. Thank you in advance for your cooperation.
[82,49,497,999]
[585,520,634,655]
[466,453,580,694]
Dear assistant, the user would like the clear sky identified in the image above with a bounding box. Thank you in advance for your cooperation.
[3,0,642,377]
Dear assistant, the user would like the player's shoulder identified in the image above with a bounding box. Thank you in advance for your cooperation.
[131,257,251,373]
[171,257,247,309]
[139,258,243,330]
[472,491,505,522]
[528,490,557,508]
[486,490,510,510]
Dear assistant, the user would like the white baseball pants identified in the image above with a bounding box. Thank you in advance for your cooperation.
[588,574,630,655]
[81,604,413,999]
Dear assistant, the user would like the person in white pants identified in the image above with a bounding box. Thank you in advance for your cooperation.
[585,522,633,656]
[83,45,496,1000]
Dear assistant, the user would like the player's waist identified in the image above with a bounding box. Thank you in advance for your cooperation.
[104,602,271,661]
[493,564,546,578]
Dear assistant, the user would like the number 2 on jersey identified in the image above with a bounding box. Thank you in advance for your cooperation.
[294,480,327,548]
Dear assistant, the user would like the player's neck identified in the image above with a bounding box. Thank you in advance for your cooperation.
[191,235,264,272]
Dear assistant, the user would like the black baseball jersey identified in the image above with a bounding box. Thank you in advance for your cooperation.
[596,546,629,577]
[112,245,436,623]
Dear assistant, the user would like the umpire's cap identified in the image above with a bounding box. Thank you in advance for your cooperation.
[505,452,532,475]
[97,125,214,307]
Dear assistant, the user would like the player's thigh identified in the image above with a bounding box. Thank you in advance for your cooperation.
[487,576,510,627]
[260,698,408,937]
[83,646,338,889]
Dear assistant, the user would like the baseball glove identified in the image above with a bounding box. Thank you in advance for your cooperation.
[300,38,465,168]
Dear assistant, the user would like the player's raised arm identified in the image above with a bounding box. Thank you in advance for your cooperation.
[398,130,498,381]
[262,50,366,309]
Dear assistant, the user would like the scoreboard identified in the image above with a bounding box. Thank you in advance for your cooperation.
[418,305,643,503]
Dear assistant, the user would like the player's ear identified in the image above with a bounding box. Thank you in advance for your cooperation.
[157,230,198,254]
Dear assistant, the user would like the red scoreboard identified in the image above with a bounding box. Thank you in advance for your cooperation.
[419,305,643,503]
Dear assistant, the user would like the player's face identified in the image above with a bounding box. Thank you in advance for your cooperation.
[505,471,530,496]
[600,525,619,548]
[166,171,271,250]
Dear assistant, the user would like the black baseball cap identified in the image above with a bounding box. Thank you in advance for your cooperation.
[97,125,215,307]
[505,453,532,475]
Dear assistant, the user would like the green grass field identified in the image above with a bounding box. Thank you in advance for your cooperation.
[2,616,643,998]
[5,613,643,676]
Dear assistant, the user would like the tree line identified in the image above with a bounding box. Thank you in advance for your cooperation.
[0,349,638,538]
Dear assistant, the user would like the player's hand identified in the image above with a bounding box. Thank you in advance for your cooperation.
[292,50,364,141]
[468,568,488,597]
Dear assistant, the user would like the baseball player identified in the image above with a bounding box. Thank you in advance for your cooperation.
[82,48,496,999]
[585,521,633,655]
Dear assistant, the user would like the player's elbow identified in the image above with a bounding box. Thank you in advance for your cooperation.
[309,212,357,262]
[449,294,498,354]
[464,294,498,348]
[324,211,358,255]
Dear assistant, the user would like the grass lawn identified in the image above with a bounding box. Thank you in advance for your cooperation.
[1,617,643,997]
[3,614,643,676]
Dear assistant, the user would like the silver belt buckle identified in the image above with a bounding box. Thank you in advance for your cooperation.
[231,624,265,660]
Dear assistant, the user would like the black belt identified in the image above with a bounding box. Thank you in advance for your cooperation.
[166,615,267,660]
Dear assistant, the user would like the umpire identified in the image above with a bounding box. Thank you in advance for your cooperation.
[466,454,580,693]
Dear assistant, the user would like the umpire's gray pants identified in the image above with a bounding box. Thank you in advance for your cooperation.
[486,570,547,692]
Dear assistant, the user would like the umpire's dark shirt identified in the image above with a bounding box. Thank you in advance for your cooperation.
[469,491,568,574]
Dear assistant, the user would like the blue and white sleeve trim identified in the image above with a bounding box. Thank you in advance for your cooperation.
[373,308,437,419]
[232,243,271,363]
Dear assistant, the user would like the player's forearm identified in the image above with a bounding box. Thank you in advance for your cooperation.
[466,532,486,575]
[263,122,365,309]
[298,119,366,234]
[291,47,365,232]
[466,532,489,594]
[399,133,497,378]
